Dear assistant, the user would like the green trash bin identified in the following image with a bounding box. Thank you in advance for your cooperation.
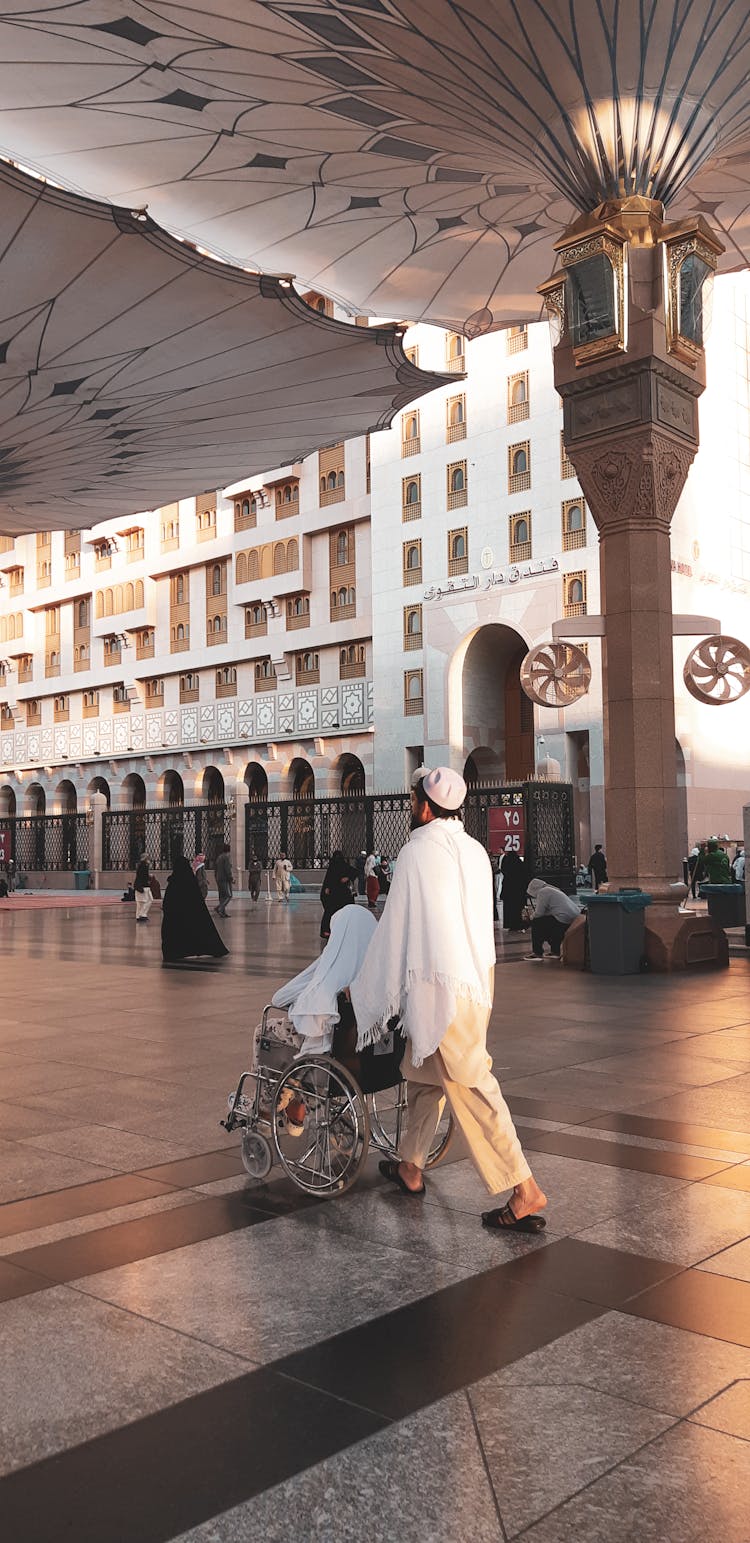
[73,870,90,891]
[699,883,745,928]
[586,891,652,975]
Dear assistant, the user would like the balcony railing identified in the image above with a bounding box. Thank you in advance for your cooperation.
[508,399,530,423]
[286,610,310,630]
[446,421,466,443]
[401,436,420,456]
[330,601,356,621]
[339,660,365,679]
[402,500,421,523]
[320,486,345,506]
[245,619,268,638]
[509,470,531,493]
[295,668,320,686]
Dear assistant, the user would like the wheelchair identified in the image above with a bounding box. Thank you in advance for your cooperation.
[222,1002,453,1196]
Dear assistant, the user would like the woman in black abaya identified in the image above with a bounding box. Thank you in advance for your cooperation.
[319,850,356,939]
[161,855,229,962]
[499,850,528,933]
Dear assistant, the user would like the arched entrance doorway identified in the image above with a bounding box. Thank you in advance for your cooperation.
[463,747,502,786]
[460,625,533,782]
[0,785,17,817]
[202,766,225,804]
[245,763,268,801]
[87,776,111,807]
[122,772,146,807]
[159,769,184,806]
[289,757,315,867]
[337,754,365,795]
[245,762,269,864]
[121,772,147,867]
[54,779,77,812]
[24,782,46,868]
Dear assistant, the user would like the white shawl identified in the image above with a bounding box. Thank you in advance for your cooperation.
[350,819,496,1066]
[271,904,376,1055]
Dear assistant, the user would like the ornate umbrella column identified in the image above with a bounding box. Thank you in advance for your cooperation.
[540,199,725,953]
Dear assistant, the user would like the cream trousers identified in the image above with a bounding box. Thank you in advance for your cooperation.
[399,996,531,1195]
[135,888,152,920]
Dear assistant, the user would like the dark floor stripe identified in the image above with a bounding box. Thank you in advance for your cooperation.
[514,1124,739,1181]
[586,1109,750,1152]
[0,1173,177,1241]
[3,1193,279,1292]
[625,1267,750,1349]
[491,1236,686,1308]
[135,1148,244,1189]
[0,1366,386,1543]
[507,1093,605,1125]
[275,1267,603,1422]
[0,1256,53,1304]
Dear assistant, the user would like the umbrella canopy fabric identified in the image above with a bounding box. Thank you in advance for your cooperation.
[0,1,748,335]
[0,161,447,534]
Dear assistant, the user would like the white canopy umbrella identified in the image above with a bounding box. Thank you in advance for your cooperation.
[0,161,447,534]
[0,1,747,333]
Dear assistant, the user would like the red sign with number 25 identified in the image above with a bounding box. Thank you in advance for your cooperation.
[487,806,526,858]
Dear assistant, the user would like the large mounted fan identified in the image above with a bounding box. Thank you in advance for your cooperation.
[520,643,592,707]
[683,636,750,704]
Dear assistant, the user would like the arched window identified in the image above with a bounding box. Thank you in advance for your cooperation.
[451,532,466,559]
[105,588,114,615]
[567,503,583,530]
[331,590,338,610]
[248,550,259,581]
[405,414,417,439]
[512,447,527,475]
[250,495,258,517]
[515,517,528,545]
[176,575,184,603]
[337,531,348,564]
[405,480,419,505]
[212,564,222,596]
[286,539,298,569]
[320,475,327,496]
[283,485,292,504]
[408,673,422,699]
[569,578,584,604]
[213,615,222,633]
[449,397,464,425]
[136,581,144,606]
[338,586,347,606]
[327,470,337,491]
[336,469,344,487]
[450,465,465,493]
[124,582,134,609]
[236,552,247,584]
[242,499,249,517]
[78,600,88,628]
[406,545,420,570]
[511,377,527,404]
[407,609,420,634]
[347,586,356,605]
[273,542,285,576]
[95,593,103,619]
[292,484,299,501]
[176,623,185,640]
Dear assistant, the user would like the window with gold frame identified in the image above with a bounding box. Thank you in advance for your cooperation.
[404,669,424,715]
[509,512,532,563]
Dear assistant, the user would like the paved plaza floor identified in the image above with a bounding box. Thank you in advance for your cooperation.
[0,896,749,1541]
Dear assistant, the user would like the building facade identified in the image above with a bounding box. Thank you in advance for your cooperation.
[1,280,749,866]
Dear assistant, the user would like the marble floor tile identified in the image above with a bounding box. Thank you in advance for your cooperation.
[0,1137,117,1204]
[0,1284,248,1476]
[575,1182,750,1265]
[559,1123,750,1163]
[72,1215,474,1362]
[290,1183,557,1270]
[490,1309,750,1416]
[698,1236,750,1283]
[690,1381,750,1440]
[520,1421,750,1543]
[0,1188,202,1257]
[173,1392,504,1543]
[571,1049,747,1086]
[18,1123,199,1171]
[469,1379,672,1536]
[422,1151,689,1234]
[632,1081,750,1126]
[502,1067,689,1111]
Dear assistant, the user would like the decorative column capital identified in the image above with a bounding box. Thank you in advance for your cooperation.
[570,428,697,534]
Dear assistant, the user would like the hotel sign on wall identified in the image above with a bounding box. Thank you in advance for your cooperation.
[424,556,559,602]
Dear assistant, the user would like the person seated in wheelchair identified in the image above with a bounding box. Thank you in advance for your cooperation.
[269,900,405,1099]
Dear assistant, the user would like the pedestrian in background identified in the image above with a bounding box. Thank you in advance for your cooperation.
[247,849,263,901]
[134,855,153,924]
[364,850,379,909]
[354,850,367,897]
[499,849,527,932]
[688,844,701,898]
[274,851,293,902]
[524,878,579,960]
[214,843,234,917]
[701,840,732,884]
[192,852,208,900]
[588,844,608,890]
[320,850,356,938]
[162,856,228,963]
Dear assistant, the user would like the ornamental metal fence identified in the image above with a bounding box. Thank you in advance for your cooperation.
[0,813,90,872]
[102,803,232,872]
[245,781,575,890]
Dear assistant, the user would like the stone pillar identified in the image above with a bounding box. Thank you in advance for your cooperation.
[88,791,107,890]
[744,803,750,948]
[233,780,248,887]
[570,422,695,897]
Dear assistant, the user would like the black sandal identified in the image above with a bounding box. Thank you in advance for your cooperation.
[378,1158,425,1197]
[481,1202,546,1233]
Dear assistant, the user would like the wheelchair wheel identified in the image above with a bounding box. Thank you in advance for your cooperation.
[240,1130,273,1180]
[367,1085,455,1170]
[272,1057,369,1195]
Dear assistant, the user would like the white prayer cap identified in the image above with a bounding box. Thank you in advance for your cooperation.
[422,766,466,812]
[410,763,432,788]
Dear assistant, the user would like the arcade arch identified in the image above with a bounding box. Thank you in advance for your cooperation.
[202,765,225,804]
[0,785,17,816]
[25,782,46,815]
[121,772,146,807]
[54,779,77,813]
[87,776,111,806]
[244,763,268,801]
[451,623,534,783]
[158,769,184,806]
[336,753,365,795]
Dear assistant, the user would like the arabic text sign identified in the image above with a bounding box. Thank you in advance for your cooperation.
[0,832,8,864]
[488,806,525,857]
[424,556,558,602]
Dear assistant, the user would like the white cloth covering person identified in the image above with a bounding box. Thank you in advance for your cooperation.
[271,904,376,1056]
[351,774,496,1068]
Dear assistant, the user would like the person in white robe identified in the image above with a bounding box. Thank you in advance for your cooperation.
[271,902,376,1057]
[351,767,547,1232]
